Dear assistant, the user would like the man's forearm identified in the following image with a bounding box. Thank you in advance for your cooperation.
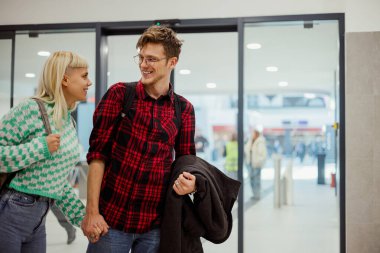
[86,159,105,215]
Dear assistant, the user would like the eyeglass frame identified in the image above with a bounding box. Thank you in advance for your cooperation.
[133,54,167,66]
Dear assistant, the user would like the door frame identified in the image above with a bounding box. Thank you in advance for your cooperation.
[0,13,345,253]
[238,14,345,253]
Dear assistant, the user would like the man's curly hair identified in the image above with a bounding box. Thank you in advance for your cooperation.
[136,25,183,59]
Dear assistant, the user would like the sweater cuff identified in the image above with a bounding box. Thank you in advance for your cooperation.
[40,136,52,159]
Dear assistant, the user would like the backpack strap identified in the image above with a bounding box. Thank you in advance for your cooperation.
[121,82,138,118]
[32,98,52,134]
[174,93,182,139]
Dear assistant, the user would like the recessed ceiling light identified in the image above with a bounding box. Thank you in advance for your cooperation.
[278,81,288,87]
[206,83,216,89]
[246,43,262,49]
[266,66,278,72]
[37,51,50,57]
[179,69,191,75]
[25,73,36,78]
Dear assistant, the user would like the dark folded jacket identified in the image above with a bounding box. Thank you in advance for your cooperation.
[159,155,241,253]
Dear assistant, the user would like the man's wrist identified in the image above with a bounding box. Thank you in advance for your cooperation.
[190,185,197,194]
[86,206,100,215]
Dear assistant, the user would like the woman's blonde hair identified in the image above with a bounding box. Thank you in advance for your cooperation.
[34,51,88,129]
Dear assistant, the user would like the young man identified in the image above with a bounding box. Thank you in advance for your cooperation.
[82,25,196,253]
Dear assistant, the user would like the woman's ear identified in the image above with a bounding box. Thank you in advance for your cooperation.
[62,75,69,87]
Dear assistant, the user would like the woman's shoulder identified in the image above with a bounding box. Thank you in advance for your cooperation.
[18,98,40,108]
[0,98,42,131]
[3,98,38,118]
[17,98,49,122]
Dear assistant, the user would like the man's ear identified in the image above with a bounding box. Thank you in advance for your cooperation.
[168,57,178,69]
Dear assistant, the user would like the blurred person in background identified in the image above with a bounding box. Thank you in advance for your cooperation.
[245,129,267,200]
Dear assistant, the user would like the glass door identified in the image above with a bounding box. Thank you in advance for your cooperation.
[174,31,239,252]
[242,20,340,253]
[0,33,14,118]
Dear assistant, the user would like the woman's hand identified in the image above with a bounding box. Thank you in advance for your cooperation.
[81,213,109,243]
[46,134,61,153]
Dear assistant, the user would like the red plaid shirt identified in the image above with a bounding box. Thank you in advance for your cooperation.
[87,81,195,233]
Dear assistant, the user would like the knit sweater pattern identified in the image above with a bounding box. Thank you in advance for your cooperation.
[0,99,85,226]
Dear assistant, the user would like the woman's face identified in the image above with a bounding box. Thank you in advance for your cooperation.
[62,67,92,106]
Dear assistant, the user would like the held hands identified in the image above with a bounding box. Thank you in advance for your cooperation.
[81,213,110,243]
[46,134,61,153]
[173,171,197,195]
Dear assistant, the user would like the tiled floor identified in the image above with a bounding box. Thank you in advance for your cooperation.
[46,163,339,253]
[202,179,339,253]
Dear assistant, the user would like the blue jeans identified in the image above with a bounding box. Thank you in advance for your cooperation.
[0,188,52,253]
[249,167,262,199]
[87,228,160,253]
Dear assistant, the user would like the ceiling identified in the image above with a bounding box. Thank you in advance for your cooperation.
[0,20,340,104]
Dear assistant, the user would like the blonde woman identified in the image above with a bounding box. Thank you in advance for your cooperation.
[0,51,100,252]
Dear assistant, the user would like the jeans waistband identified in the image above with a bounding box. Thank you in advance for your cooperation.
[0,188,52,202]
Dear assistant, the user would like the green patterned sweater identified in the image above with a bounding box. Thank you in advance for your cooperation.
[0,99,85,226]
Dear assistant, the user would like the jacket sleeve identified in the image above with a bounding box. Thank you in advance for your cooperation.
[192,173,229,242]
[54,181,86,227]
[0,100,52,173]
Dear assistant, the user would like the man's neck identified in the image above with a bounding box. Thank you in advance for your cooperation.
[144,80,170,99]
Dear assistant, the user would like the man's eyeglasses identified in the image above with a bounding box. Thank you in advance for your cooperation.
[133,55,167,65]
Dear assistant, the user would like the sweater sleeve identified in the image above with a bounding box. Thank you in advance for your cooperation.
[54,181,86,227]
[0,100,52,173]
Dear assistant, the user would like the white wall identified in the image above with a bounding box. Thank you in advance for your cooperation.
[1,0,379,32]
[345,0,380,32]
[0,1,343,25]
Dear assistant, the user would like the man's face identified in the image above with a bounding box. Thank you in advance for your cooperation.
[137,43,177,86]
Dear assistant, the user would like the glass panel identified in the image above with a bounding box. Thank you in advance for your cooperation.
[243,20,340,253]
[0,39,12,118]
[13,31,96,162]
[107,35,141,86]
[175,32,239,252]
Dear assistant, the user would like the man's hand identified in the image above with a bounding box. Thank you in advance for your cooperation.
[81,213,109,243]
[173,171,196,195]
